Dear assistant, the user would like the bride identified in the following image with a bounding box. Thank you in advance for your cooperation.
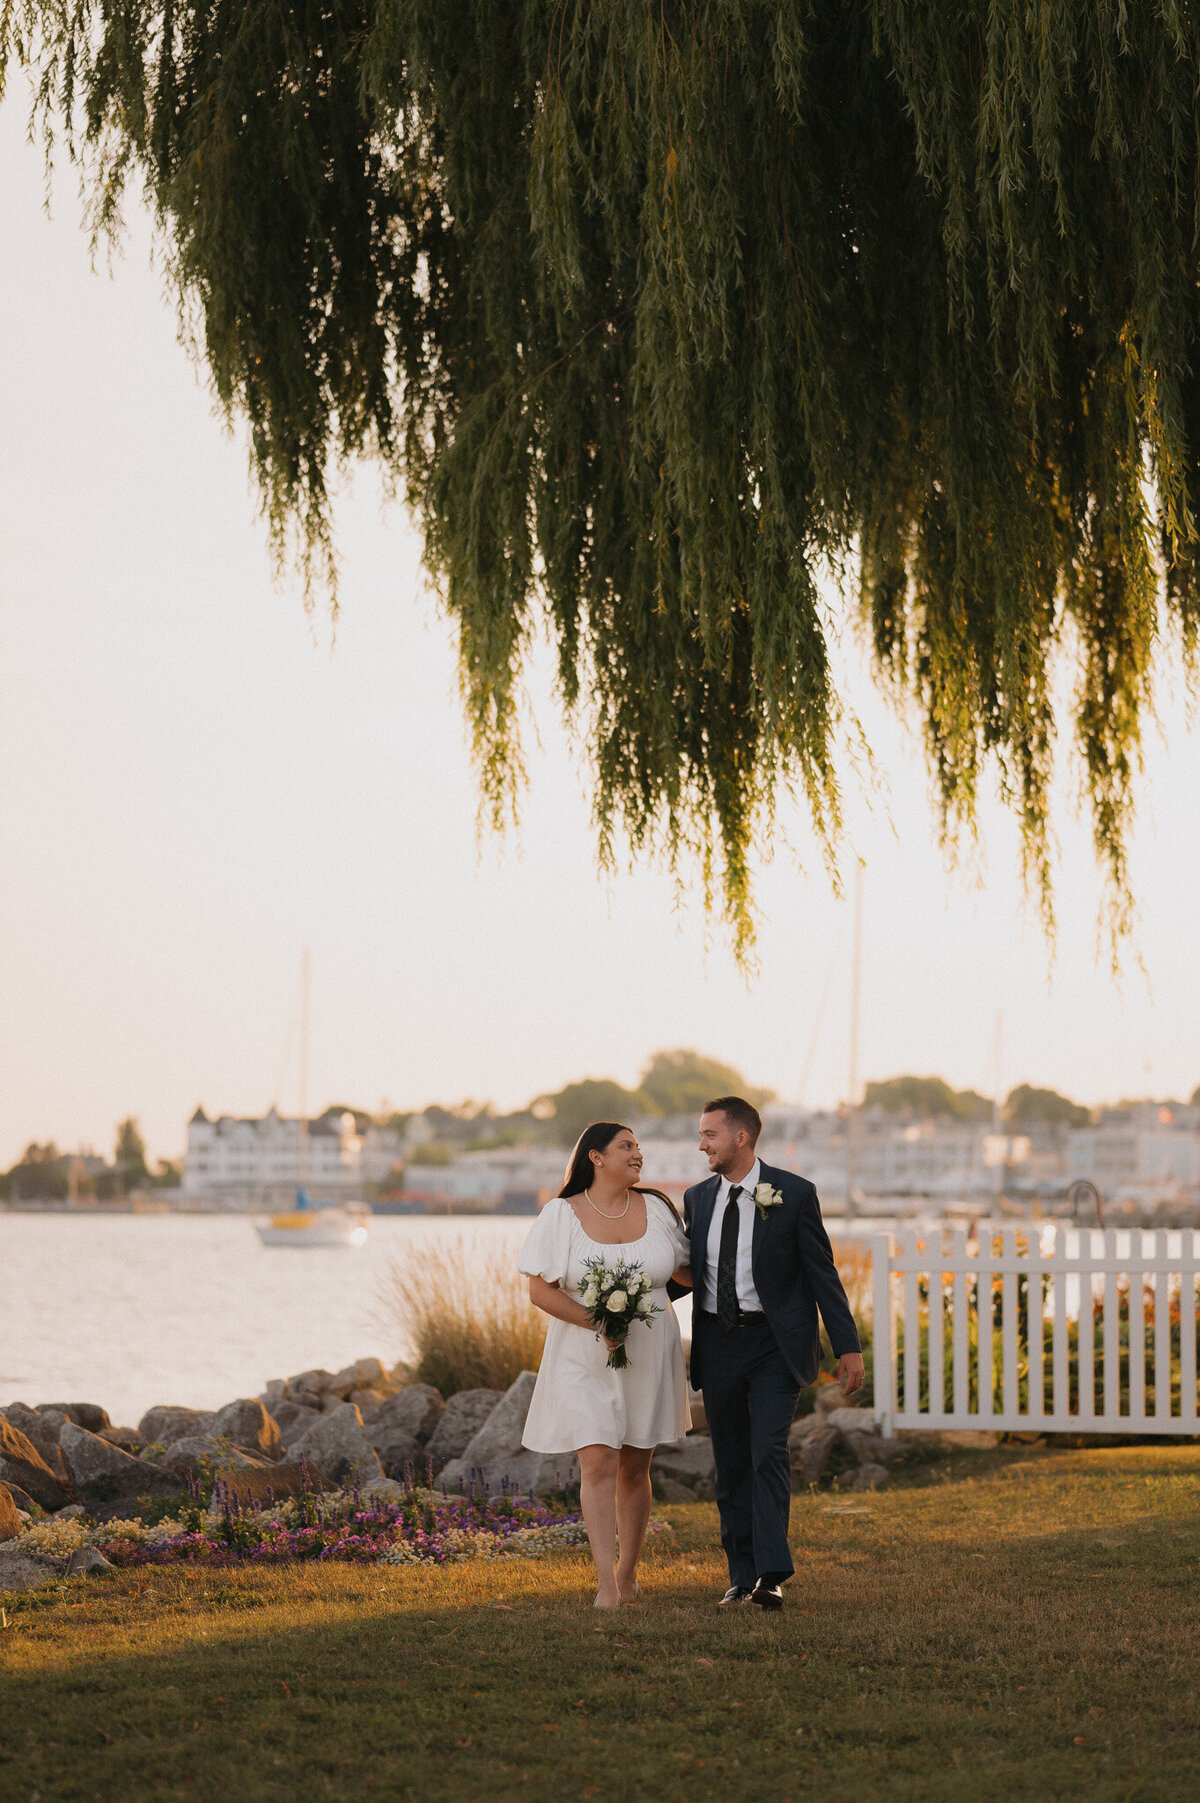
[518,1121,692,1609]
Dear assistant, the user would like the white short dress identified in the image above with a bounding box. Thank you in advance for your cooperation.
[519,1195,692,1453]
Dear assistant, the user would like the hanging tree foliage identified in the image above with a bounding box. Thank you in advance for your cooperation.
[5,1,1200,953]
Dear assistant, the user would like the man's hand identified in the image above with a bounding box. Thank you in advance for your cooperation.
[838,1352,866,1397]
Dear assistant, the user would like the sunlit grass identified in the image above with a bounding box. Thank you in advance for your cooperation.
[4,1444,1200,1801]
[378,1237,547,1396]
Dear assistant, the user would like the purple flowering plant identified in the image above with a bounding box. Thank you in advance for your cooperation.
[97,1465,586,1571]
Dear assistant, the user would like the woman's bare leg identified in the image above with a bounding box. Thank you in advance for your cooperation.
[577,1444,621,1608]
[615,1445,654,1601]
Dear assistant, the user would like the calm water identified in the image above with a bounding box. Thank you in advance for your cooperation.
[0,1213,555,1426]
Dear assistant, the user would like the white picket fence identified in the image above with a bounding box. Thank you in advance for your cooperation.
[871,1225,1200,1437]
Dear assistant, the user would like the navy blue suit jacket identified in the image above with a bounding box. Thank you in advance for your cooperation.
[684,1161,861,1390]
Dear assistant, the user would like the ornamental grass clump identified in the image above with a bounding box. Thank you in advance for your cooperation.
[378,1239,547,1396]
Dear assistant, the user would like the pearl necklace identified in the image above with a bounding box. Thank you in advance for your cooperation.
[583,1185,631,1220]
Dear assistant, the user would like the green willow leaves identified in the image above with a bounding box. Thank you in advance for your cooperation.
[6,1,1200,954]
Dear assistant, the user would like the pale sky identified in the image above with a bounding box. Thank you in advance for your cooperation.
[2,98,1199,1169]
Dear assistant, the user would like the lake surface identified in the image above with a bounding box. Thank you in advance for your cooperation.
[11,1209,1119,1427]
[0,1213,587,1426]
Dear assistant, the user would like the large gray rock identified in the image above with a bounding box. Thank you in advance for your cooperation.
[266,1399,324,1448]
[291,1404,383,1485]
[361,1386,444,1473]
[99,1427,144,1456]
[366,1423,422,1478]
[1,1404,71,1488]
[843,1429,905,1467]
[209,1461,333,1507]
[160,1436,265,1476]
[137,1406,214,1448]
[0,1417,71,1512]
[66,1547,114,1577]
[0,1548,61,1594]
[282,1367,335,1408]
[826,1406,880,1434]
[208,1398,283,1459]
[327,1358,386,1397]
[813,1384,849,1417]
[439,1373,578,1499]
[651,1436,716,1485]
[425,1389,503,1472]
[59,1422,186,1517]
[363,1384,444,1446]
[38,1403,110,1433]
[790,1423,838,1487]
[346,1388,388,1413]
[654,1477,698,1503]
[0,1484,23,1541]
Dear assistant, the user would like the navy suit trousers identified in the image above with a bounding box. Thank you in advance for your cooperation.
[693,1309,800,1590]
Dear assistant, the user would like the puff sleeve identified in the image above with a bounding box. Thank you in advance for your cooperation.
[517,1198,572,1285]
[649,1196,690,1268]
[666,1207,691,1269]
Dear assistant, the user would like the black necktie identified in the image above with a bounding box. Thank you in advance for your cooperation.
[715,1186,743,1330]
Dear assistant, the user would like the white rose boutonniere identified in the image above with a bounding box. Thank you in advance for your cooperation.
[753,1181,784,1221]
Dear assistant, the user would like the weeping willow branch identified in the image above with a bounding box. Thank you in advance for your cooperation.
[7,0,1200,959]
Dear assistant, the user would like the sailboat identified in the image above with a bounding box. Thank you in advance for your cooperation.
[253,950,371,1249]
[255,1185,371,1248]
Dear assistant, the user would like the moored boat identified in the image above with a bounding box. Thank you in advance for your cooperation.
[255,1188,370,1248]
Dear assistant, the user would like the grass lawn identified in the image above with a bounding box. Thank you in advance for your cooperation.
[3,1444,1199,1802]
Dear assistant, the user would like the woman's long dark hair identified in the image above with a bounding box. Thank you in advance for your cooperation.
[557,1122,683,1226]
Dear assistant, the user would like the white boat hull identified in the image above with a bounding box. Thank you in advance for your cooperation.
[255,1209,370,1248]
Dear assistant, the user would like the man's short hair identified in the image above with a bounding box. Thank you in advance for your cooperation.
[703,1095,762,1145]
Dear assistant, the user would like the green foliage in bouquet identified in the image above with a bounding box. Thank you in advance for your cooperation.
[581,1255,660,1369]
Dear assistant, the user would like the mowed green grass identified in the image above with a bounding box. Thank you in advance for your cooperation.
[3,1446,1200,1803]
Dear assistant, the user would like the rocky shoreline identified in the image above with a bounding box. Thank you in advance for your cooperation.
[1,1359,899,1593]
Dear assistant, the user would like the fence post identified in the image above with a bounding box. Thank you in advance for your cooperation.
[872,1232,893,1438]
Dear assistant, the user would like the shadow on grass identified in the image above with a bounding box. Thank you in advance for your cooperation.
[4,1470,1200,1803]
[882,1439,1200,1490]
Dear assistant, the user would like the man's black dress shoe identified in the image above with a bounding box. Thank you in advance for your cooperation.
[750,1579,784,1610]
[718,1585,753,1606]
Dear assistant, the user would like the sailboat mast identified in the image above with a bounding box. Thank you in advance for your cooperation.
[298,947,310,1188]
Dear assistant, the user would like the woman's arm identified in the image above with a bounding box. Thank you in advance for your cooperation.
[670,1264,693,1288]
[528,1275,624,1352]
[527,1274,592,1331]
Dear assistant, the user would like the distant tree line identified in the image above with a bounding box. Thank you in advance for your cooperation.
[395,1049,773,1160]
[0,1119,180,1201]
[863,1077,1200,1128]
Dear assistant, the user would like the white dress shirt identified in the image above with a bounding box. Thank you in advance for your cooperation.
[699,1159,764,1314]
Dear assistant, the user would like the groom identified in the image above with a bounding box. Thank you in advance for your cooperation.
[685,1096,864,1609]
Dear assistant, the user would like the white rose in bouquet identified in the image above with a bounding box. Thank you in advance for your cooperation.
[606,1290,628,1312]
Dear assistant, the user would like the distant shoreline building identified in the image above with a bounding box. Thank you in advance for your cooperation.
[184,1106,403,1203]
[177,1096,1200,1218]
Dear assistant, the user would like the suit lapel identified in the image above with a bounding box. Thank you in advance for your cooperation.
[750,1162,780,1281]
[692,1174,721,1281]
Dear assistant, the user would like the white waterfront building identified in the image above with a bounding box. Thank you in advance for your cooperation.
[1067,1123,1200,1201]
[184,1106,403,1203]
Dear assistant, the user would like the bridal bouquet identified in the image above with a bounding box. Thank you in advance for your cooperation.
[581,1256,661,1369]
